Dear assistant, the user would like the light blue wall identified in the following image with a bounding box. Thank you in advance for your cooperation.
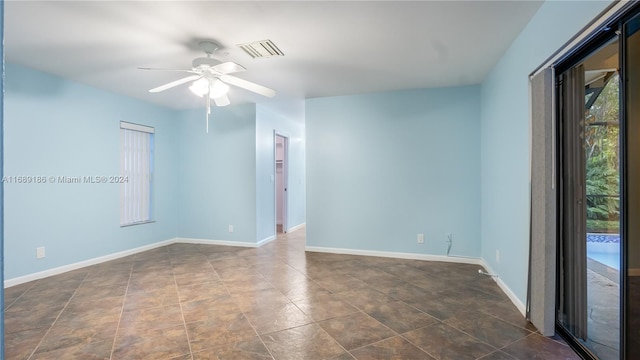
[306,86,481,256]
[175,105,258,243]
[4,64,179,279]
[256,100,306,242]
[480,0,613,303]
[1,0,5,353]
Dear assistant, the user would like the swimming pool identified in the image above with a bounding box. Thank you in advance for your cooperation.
[587,233,620,270]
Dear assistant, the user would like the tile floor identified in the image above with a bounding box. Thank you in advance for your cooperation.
[4,228,580,359]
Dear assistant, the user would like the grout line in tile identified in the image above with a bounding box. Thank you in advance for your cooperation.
[317,323,354,359]
[522,331,573,347]
[476,307,536,334]
[397,326,441,360]
[26,269,93,360]
[108,261,135,360]
[4,281,37,311]
[172,261,195,360]
[397,318,509,359]
[431,320,500,354]
[476,349,518,360]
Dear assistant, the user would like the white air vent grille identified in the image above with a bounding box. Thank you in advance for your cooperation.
[238,39,284,59]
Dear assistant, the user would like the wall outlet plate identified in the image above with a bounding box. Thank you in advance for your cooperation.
[36,247,45,259]
[417,234,425,244]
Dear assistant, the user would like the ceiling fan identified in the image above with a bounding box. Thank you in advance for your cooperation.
[141,40,276,132]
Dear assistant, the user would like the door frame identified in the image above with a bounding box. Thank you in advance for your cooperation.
[274,131,289,233]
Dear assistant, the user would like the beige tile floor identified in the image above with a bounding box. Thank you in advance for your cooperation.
[4,228,579,359]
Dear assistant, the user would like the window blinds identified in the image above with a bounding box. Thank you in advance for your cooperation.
[120,122,154,226]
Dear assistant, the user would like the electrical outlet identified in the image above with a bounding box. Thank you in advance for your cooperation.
[417,234,424,244]
[228,224,234,233]
[496,249,500,263]
[36,247,45,259]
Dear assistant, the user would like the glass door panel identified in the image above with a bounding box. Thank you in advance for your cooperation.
[558,36,621,360]
[624,11,640,359]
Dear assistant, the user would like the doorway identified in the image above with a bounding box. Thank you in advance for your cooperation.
[275,133,288,234]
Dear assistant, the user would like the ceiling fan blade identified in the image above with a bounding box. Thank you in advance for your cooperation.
[213,94,231,107]
[219,75,276,97]
[212,62,246,75]
[139,67,197,73]
[149,75,201,93]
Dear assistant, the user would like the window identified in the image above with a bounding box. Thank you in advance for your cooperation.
[120,121,154,226]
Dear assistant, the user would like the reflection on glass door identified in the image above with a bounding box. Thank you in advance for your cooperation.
[583,44,620,360]
[624,11,640,359]
[558,37,621,360]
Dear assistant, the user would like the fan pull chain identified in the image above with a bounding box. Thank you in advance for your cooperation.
[206,88,211,133]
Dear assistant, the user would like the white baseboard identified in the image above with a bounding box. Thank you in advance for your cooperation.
[257,235,277,246]
[481,260,527,316]
[175,237,259,248]
[4,238,176,288]
[305,246,483,265]
[287,222,306,233]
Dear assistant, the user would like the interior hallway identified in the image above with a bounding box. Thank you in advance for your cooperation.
[4,228,579,359]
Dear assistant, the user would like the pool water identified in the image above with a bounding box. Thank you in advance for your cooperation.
[587,233,620,270]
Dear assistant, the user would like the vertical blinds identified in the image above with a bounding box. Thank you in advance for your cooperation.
[528,67,557,336]
[558,65,588,341]
[120,122,154,226]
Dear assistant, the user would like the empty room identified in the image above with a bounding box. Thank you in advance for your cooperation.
[2,1,640,359]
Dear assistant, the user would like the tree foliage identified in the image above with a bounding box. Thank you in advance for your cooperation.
[585,73,620,232]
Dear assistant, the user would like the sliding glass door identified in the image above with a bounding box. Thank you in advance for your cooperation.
[557,7,640,359]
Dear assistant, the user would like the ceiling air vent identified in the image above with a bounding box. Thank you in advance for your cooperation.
[238,39,284,59]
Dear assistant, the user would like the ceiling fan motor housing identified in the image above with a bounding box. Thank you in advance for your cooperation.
[192,57,221,70]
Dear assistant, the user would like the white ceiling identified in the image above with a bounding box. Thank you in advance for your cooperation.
[5,1,543,110]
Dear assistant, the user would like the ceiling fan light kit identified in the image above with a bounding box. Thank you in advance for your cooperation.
[188,78,230,99]
[141,40,276,133]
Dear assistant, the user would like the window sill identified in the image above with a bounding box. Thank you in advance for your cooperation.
[120,220,155,228]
